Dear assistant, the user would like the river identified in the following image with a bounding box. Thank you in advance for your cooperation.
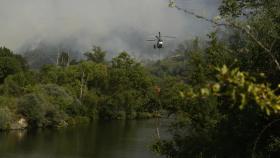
[0,119,169,158]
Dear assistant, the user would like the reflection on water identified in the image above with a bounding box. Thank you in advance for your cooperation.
[0,119,169,158]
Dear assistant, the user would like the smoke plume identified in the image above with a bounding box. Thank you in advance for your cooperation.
[0,0,221,60]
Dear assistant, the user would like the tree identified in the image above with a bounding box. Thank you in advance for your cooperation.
[0,47,27,83]
[2,71,38,96]
[152,1,280,157]
[77,61,108,100]
[110,52,152,91]
[58,52,70,67]
[0,47,27,69]
[84,46,106,63]
[18,84,75,128]
[0,57,23,83]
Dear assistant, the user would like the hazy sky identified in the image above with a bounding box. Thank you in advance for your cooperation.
[0,0,221,57]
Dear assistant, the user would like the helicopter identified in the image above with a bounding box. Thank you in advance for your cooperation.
[146,32,176,49]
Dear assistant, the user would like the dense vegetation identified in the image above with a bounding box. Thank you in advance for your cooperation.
[151,0,280,158]
[0,0,279,157]
[0,46,162,130]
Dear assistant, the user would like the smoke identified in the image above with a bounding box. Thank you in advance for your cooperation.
[0,0,221,59]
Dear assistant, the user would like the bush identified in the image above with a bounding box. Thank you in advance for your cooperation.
[99,107,126,120]
[115,111,126,120]
[38,84,74,111]
[18,84,81,128]
[0,107,13,130]
[18,88,71,128]
[65,99,87,117]
[83,91,100,119]
[0,96,17,109]
[18,94,49,127]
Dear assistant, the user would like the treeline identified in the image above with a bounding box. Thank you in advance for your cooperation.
[0,46,163,130]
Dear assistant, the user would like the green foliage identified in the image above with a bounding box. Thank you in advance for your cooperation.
[0,107,13,130]
[36,84,75,111]
[0,2,278,157]
[100,89,145,119]
[218,0,280,82]
[0,57,23,83]
[33,52,155,121]
[18,84,76,128]
[39,61,108,97]
[19,93,49,127]
[219,0,245,17]
[82,91,99,118]
[0,47,27,83]
[181,65,280,115]
[151,140,177,157]
[112,52,135,68]
[84,46,106,63]
[153,1,280,157]
[2,71,38,96]
[0,47,27,69]
[110,52,152,91]
[0,96,18,109]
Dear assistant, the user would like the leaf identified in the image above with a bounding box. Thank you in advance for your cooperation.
[266,108,271,116]
[212,83,221,92]
[239,93,246,110]
[201,88,210,96]
[220,65,228,75]
[179,91,185,98]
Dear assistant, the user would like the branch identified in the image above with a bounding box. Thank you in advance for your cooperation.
[170,3,280,71]
[230,22,280,71]
[252,119,280,158]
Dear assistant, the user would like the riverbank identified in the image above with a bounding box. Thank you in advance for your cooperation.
[0,111,162,131]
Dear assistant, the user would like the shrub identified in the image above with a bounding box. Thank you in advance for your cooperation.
[65,99,86,117]
[126,111,137,119]
[18,94,48,127]
[137,112,153,119]
[0,107,13,130]
[82,91,100,119]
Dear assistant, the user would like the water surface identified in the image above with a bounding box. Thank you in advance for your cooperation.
[0,119,168,158]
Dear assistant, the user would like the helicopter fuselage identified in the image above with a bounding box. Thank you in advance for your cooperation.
[155,40,163,49]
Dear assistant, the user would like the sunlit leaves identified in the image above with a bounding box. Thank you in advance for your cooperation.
[181,65,280,115]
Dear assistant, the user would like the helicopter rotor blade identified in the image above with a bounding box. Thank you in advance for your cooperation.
[146,39,156,41]
[162,36,176,38]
